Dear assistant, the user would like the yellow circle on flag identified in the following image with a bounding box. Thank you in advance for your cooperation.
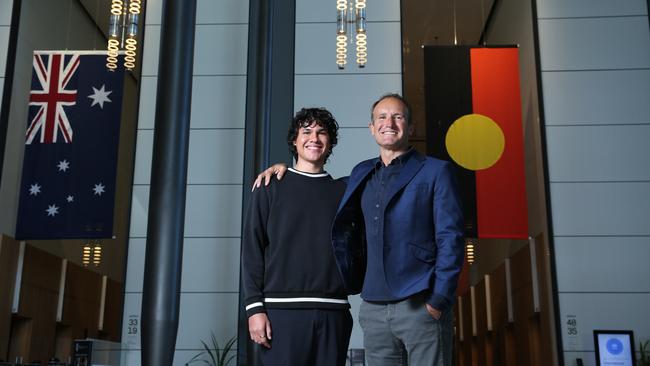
[445,114,505,171]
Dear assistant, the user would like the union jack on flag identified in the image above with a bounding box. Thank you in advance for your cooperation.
[27,53,80,144]
[16,51,125,240]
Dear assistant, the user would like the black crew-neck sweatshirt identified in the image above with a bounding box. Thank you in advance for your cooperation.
[242,168,348,317]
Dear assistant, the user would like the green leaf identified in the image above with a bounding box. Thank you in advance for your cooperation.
[186,350,206,365]
[201,340,217,366]
[219,336,237,365]
[186,333,237,366]
[211,333,222,361]
[225,353,236,366]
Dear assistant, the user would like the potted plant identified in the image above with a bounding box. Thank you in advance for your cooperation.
[186,333,236,366]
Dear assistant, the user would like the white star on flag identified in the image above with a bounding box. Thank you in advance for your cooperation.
[87,84,112,109]
[29,183,41,196]
[66,195,74,203]
[57,160,70,172]
[46,204,59,217]
[93,183,105,196]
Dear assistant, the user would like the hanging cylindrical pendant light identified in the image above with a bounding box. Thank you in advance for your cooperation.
[82,243,92,266]
[336,0,367,69]
[355,0,367,67]
[93,243,102,267]
[336,0,348,69]
[106,0,123,71]
[106,0,141,71]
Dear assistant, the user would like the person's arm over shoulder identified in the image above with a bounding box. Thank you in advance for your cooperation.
[428,160,465,312]
[242,184,272,317]
[252,163,289,190]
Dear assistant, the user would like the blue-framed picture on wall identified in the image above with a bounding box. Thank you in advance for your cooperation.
[594,330,637,366]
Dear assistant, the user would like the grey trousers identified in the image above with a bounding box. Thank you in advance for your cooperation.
[359,295,453,366]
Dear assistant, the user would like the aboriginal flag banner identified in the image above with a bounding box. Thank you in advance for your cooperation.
[424,46,528,240]
[15,51,125,240]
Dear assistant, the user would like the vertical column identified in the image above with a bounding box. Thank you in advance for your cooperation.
[239,0,295,364]
[141,0,197,365]
[0,0,19,186]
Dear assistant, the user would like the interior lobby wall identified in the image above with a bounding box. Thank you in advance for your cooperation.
[535,1,650,364]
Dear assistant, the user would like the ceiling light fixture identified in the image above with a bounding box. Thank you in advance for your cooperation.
[336,0,367,69]
[466,239,475,265]
[106,0,142,71]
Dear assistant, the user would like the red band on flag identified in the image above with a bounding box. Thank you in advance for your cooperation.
[470,48,528,239]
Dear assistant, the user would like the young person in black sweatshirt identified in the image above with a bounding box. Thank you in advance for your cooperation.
[242,108,352,366]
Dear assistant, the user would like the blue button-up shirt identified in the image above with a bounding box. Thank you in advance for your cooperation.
[360,148,416,301]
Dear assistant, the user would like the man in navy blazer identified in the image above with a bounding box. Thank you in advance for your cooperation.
[332,94,464,366]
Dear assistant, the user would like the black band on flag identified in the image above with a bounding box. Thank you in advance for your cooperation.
[424,46,477,238]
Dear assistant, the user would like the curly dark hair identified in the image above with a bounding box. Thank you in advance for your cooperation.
[370,93,412,125]
[287,107,339,163]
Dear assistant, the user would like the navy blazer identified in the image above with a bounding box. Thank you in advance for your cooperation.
[331,151,465,311]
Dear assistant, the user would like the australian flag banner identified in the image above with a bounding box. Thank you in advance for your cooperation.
[15,51,125,240]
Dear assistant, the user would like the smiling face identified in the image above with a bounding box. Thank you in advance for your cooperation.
[293,121,331,171]
[369,97,413,152]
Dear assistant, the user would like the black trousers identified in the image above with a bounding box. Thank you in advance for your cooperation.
[259,308,353,366]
